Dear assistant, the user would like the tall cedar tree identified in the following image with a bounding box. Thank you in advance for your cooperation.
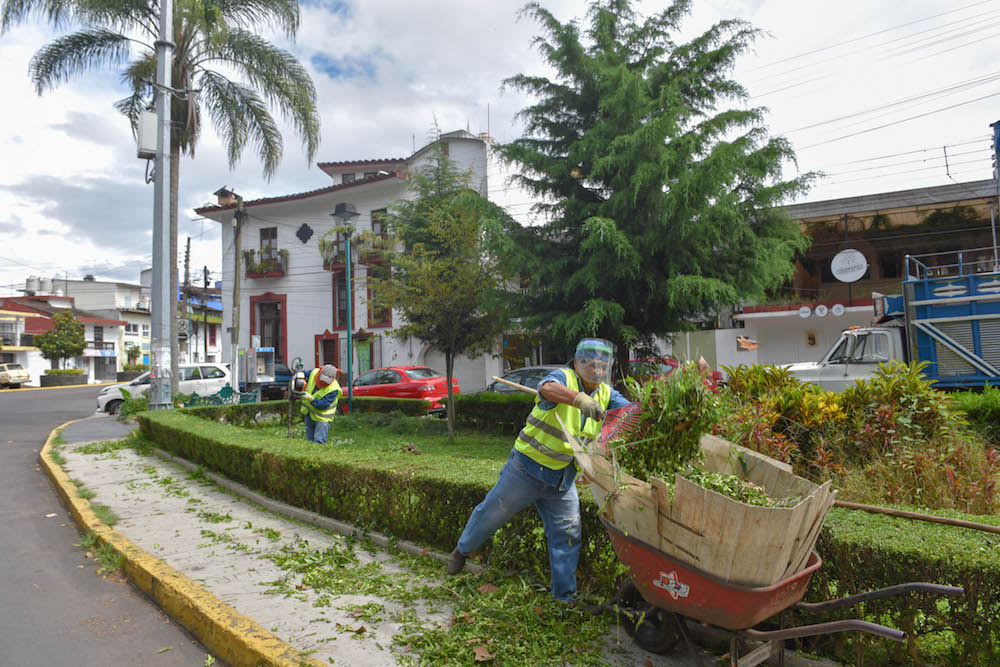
[496,0,814,372]
[368,143,517,439]
[36,310,86,369]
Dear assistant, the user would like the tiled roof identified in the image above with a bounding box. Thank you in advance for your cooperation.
[194,172,400,214]
[2,298,127,326]
[784,179,996,220]
[316,158,405,169]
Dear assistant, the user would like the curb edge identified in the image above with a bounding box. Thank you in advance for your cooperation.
[39,419,324,667]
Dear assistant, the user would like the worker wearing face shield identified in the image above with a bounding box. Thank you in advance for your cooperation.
[447,338,630,602]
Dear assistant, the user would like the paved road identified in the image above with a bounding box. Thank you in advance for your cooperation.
[0,386,212,667]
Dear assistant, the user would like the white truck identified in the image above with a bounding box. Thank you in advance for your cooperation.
[787,246,1000,392]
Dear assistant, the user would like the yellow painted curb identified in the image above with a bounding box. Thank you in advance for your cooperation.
[40,419,323,667]
[2,381,122,393]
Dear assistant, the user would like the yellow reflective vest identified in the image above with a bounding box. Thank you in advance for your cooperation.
[299,369,342,423]
[514,367,611,470]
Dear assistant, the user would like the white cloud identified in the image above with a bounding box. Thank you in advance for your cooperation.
[1,0,997,293]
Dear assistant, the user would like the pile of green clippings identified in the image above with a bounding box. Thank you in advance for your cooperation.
[610,364,794,507]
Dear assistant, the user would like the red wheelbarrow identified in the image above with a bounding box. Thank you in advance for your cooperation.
[601,517,964,667]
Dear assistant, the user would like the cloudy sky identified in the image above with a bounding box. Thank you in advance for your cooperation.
[1,0,998,294]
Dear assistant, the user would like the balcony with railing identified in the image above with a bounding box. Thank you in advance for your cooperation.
[319,235,347,270]
[244,246,288,278]
[87,341,116,350]
[319,230,386,269]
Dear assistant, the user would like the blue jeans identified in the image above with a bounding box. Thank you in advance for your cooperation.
[456,450,582,601]
[304,414,329,444]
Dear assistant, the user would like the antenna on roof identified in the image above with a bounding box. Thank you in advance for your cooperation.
[412,134,415,152]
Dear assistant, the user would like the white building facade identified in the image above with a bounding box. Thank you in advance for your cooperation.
[196,130,503,391]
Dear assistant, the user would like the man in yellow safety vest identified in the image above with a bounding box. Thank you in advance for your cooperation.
[299,364,342,444]
[447,338,630,601]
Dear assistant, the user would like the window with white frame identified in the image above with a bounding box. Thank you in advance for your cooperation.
[142,324,150,337]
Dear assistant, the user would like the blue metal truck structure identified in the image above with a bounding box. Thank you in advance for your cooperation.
[878,245,1000,388]
[788,245,1000,391]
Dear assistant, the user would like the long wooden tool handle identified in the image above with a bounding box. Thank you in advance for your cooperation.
[492,375,538,395]
[834,499,1000,535]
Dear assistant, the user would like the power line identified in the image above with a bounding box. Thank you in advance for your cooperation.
[783,72,1000,134]
[817,148,991,177]
[750,11,1000,99]
[797,89,1000,150]
[749,0,995,72]
[810,137,988,167]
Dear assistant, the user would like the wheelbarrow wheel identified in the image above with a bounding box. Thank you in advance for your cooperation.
[615,582,681,655]
[634,609,681,654]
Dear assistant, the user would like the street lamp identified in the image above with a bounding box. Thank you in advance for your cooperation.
[332,202,360,411]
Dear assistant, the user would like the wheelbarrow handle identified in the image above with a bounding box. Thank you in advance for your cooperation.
[744,619,906,643]
[793,582,965,613]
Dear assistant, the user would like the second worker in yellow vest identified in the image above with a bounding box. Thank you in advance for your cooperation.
[447,338,630,602]
[299,364,342,444]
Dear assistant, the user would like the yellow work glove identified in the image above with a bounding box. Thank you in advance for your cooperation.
[301,392,314,402]
[572,392,605,421]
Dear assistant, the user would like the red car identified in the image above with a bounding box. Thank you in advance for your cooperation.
[630,357,722,393]
[350,366,460,413]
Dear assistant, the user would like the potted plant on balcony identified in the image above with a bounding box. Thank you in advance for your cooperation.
[36,311,88,386]
[244,246,289,276]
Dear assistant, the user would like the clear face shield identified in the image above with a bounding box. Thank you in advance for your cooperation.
[573,338,615,386]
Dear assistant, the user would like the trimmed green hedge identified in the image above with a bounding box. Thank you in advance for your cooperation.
[952,387,1000,446]
[799,507,1000,664]
[135,410,997,664]
[340,395,429,416]
[449,392,535,434]
[45,368,86,375]
[177,396,429,423]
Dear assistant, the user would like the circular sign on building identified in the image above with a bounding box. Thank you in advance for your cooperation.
[831,249,868,283]
[831,303,846,317]
[815,304,829,317]
[798,306,811,318]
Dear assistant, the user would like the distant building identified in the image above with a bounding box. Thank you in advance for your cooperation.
[196,130,504,391]
[662,179,999,373]
[1,293,126,383]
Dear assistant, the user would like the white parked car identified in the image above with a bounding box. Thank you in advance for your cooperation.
[0,362,30,389]
[97,363,231,414]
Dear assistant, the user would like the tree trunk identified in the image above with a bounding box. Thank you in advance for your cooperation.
[613,336,630,389]
[446,350,455,441]
[169,139,181,395]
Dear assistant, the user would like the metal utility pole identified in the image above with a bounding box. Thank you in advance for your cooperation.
[149,0,174,410]
[331,203,359,411]
[182,236,191,363]
[991,121,1000,267]
[203,266,210,361]
[231,195,245,377]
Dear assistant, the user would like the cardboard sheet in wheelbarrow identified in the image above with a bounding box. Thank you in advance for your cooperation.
[567,427,836,588]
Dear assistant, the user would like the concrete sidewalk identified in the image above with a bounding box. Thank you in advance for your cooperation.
[46,415,835,667]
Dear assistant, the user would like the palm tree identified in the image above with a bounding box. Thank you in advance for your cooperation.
[2,0,321,391]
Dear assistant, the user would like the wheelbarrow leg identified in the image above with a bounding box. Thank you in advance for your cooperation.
[672,614,705,667]
[730,636,784,667]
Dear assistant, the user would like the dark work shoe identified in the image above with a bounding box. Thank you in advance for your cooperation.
[447,548,467,575]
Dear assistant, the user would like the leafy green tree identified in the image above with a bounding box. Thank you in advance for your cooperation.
[369,144,517,438]
[496,0,814,372]
[36,310,86,369]
[2,0,321,391]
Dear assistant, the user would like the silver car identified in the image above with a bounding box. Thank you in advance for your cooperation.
[97,363,231,414]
